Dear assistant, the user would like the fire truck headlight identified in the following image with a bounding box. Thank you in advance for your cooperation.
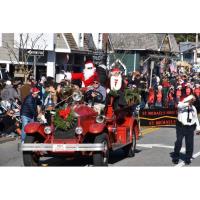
[75,126,83,135]
[44,126,52,135]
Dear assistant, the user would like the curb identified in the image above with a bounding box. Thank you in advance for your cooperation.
[0,137,16,144]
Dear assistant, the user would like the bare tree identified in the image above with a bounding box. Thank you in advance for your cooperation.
[3,33,47,82]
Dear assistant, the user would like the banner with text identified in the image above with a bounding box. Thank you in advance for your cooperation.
[139,108,177,126]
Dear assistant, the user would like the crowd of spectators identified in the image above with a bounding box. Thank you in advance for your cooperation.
[126,60,200,111]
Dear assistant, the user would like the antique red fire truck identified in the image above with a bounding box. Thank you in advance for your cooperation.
[21,90,139,166]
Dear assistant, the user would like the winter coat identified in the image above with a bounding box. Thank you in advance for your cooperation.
[20,84,31,102]
[20,94,39,119]
[0,85,19,101]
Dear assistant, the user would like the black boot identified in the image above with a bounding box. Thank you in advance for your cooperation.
[172,158,179,164]
[184,159,191,165]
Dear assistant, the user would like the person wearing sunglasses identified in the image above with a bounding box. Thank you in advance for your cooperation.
[172,95,200,165]
[85,77,106,114]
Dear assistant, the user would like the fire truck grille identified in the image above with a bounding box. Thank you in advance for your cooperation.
[54,128,76,139]
[54,121,78,139]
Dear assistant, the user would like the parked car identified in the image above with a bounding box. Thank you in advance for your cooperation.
[21,90,139,166]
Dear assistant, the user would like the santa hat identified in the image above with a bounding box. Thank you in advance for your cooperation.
[31,87,40,94]
[110,67,121,76]
[85,61,95,69]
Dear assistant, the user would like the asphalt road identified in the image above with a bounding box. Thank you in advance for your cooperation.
[1,126,200,167]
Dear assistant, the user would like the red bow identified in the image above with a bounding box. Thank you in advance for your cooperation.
[59,107,71,119]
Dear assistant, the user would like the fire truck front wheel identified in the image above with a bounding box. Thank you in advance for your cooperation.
[93,133,109,166]
[23,135,41,166]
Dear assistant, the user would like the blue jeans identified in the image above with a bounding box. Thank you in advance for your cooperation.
[21,115,34,142]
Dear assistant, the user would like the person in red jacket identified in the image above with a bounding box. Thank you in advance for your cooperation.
[155,85,163,108]
[64,60,98,88]
[147,87,155,109]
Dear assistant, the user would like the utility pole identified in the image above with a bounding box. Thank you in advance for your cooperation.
[33,55,36,79]
[195,33,198,64]
[149,61,154,88]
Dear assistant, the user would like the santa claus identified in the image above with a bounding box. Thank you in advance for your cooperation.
[108,67,128,111]
[64,61,98,87]
[109,67,123,91]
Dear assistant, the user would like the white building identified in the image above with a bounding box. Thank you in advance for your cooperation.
[0,33,106,81]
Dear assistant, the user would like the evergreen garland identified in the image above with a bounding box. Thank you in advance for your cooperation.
[125,88,141,106]
[54,106,76,131]
[109,89,119,97]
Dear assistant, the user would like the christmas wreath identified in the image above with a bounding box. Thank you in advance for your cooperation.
[109,89,119,97]
[54,106,77,131]
[124,88,141,106]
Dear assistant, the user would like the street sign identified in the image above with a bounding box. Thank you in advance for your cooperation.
[28,50,44,56]
[27,50,45,79]
[93,51,106,65]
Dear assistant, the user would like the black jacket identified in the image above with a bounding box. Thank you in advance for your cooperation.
[20,94,39,119]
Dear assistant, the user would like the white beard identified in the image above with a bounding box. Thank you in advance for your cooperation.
[110,75,122,90]
[83,68,95,80]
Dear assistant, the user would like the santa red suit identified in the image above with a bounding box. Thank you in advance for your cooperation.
[65,61,98,87]
[108,67,127,111]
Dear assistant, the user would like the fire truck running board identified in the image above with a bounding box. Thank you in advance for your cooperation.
[21,143,105,152]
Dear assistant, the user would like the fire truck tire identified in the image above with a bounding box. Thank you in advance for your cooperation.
[123,129,136,157]
[23,135,40,166]
[93,133,109,166]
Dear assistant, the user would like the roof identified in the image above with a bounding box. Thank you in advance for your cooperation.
[179,42,200,53]
[64,33,79,51]
[56,33,96,52]
[109,33,179,53]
